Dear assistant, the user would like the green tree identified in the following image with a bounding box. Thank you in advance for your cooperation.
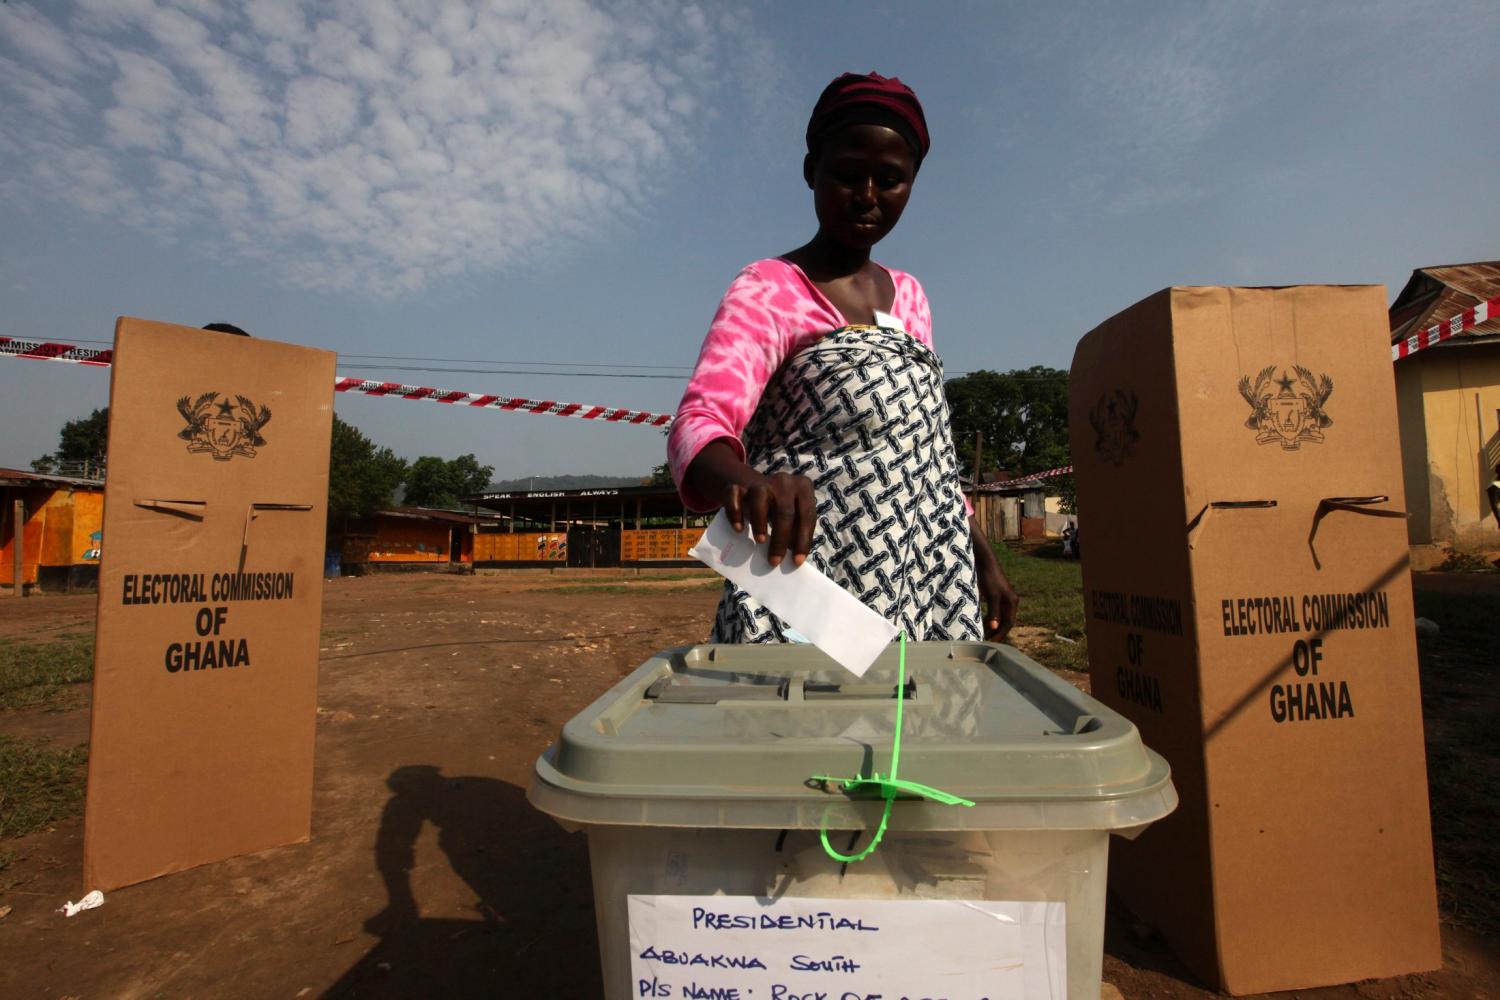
[31,408,110,476]
[642,462,674,488]
[401,453,495,508]
[944,366,1070,480]
[326,415,408,528]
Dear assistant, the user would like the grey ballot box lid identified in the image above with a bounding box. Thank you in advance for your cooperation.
[529,641,1177,833]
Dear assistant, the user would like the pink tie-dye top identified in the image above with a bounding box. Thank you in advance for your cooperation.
[669,257,943,512]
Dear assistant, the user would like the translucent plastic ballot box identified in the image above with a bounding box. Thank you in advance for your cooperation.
[528,641,1177,1000]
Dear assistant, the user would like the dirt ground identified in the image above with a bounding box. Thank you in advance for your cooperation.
[0,571,1495,999]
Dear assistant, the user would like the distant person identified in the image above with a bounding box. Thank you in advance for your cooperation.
[1488,462,1500,528]
[1061,521,1077,558]
[668,71,1018,643]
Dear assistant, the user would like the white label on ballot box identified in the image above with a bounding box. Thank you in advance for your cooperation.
[628,894,1066,999]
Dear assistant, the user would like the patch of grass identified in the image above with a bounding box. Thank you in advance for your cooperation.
[546,581,722,594]
[994,543,1086,640]
[0,636,94,711]
[1033,636,1091,676]
[0,736,89,839]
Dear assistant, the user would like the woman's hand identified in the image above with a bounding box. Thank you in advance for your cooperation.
[686,440,817,567]
[725,472,817,568]
[969,516,1018,641]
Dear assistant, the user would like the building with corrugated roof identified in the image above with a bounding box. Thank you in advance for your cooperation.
[1389,261,1500,566]
[337,506,500,572]
[465,485,708,567]
[1,467,105,594]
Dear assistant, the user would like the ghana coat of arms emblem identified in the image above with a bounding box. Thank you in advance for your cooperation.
[1237,365,1333,450]
[1089,389,1140,466]
[176,392,272,461]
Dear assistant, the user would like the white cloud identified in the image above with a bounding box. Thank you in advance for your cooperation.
[1070,6,1245,162]
[284,75,361,150]
[0,0,740,294]
[1,3,82,78]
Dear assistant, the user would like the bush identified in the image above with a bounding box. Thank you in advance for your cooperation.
[1436,546,1496,573]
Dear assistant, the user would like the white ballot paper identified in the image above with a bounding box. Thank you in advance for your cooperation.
[689,510,899,676]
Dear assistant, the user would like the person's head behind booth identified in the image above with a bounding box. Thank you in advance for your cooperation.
[202,322,249,336]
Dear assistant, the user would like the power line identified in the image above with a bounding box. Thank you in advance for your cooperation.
[337,363,1069,381]
[337,364,688,380]
[341,352,693,372]
[6,336,1070,381]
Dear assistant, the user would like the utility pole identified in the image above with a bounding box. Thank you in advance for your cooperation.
[11,499,24,598]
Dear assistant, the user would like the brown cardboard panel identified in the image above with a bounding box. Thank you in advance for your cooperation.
[1070,287,1441,993]
[83,317,335,891]
[1068,290,1221,976]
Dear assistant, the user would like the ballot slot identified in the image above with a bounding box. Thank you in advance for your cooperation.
[643,675,918,704]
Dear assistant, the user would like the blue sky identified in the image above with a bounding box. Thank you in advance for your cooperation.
[2,0,1497,479]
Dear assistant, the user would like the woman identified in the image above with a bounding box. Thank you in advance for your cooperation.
[668,72,1017,643]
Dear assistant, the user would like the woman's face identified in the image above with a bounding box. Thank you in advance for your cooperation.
[806,124,916,251]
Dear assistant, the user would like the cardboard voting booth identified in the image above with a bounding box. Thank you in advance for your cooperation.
[1069,286,1441,993]
[84,318,335,891]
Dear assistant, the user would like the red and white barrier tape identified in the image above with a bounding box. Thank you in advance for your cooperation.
[0,335,674,428]
[331,377,673,427]
[1392,295,1498,360]
[1003,465,1072,484]
[18,290,1494,429]
[0,337,113,366]
[971,466,1073,489]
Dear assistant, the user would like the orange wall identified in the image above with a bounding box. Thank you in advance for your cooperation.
[0,519,42,585]
[3,486,105,585]
[345,519,451,564]
[38,492,75,566]
[471,529,705,564]
[71,491,104,563]
[620,528,701,561]
[473,532,567,562]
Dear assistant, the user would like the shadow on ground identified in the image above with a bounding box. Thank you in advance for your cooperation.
[324,767,601,998]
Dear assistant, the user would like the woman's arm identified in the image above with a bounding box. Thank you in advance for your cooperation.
[969,515,1018,640]
[668,265,791,510]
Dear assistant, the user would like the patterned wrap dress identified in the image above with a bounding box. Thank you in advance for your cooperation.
[709,323,982,644]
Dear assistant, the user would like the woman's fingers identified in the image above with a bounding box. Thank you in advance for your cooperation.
[791,478,816,566]
[729,474,817,567]
[767,489,797,566]
[993,583,1019,641]
[742,484,772,543]
[977,562,1019,642]
[725,483,745,533]
[764,474,812,567]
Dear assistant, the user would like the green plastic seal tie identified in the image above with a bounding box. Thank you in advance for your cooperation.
[810,631,974,863]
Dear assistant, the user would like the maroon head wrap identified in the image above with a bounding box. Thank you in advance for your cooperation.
[805,71,930,166]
